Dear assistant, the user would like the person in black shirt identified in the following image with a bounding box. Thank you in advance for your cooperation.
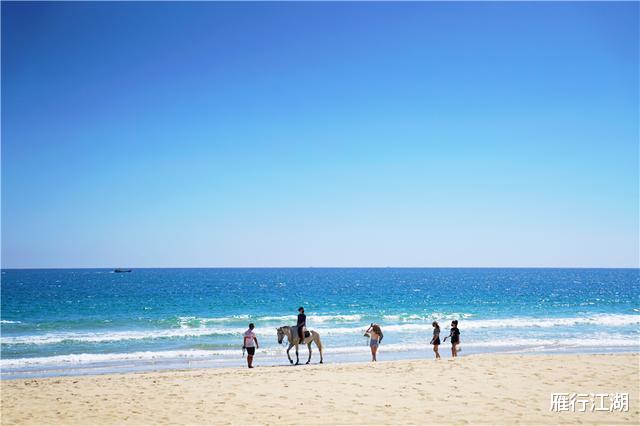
[297,306,306,344]
[430,321,441,359]
[443,320,461,358]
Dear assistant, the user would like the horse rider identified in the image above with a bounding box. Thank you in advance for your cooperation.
[297,306,306,344]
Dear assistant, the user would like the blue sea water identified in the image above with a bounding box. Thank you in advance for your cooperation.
[1,268,638,379]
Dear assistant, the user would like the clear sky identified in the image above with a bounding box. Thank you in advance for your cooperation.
[1,1,638,268]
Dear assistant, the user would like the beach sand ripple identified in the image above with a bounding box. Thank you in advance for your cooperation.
[1,354,638,425]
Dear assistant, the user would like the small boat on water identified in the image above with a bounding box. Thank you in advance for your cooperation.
[113,268,132,273]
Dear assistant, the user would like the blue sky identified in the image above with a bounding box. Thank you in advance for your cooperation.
[2,2,638,268]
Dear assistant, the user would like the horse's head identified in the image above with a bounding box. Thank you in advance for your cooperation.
[276,327,285,344]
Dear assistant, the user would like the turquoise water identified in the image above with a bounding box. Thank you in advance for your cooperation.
[1,268,638,378]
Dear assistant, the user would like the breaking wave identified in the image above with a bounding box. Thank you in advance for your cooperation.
[2,334,638,370]
[2,314,637,346]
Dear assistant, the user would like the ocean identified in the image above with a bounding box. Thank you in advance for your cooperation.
[1,268,638,379]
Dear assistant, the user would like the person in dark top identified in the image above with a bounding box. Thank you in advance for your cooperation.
[430,321,441,359]
[443,320,460,358]
[297,306,306,344]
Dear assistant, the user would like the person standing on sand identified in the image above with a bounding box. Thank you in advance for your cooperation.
[430,321,441,359]
[364,323,383,362]
[443,320,460,358]
[243,323,259,368]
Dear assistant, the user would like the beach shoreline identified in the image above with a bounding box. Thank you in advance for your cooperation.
[3,346,639,381]
[2,353,638,425]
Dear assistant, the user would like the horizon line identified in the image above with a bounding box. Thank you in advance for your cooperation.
[1,266,639,270]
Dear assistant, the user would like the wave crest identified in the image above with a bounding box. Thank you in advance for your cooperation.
[2,314,637,346]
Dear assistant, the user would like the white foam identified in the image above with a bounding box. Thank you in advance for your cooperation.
[0,320,22,324]
[382,315,401,321]
[176,314,362,325]
[308,314,362,323]
[2,334,638,370]
[460,314,640,330]
[334,335,640,352]
[3,314,638,345]
[383,312,474,322]
[1,327,248,345]
[0,350,220,368]
[177,315,250,324]
[461,334,640,349]
[254,315,295,322]
[352,313,640,334]
[259,314,362,323]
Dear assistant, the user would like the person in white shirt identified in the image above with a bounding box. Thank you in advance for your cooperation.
[243,323,259,368]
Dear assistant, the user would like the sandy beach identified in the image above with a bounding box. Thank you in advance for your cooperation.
[1,353,638,425]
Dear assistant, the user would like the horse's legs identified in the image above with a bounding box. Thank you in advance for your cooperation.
[295,343,299,365]
[314,334,324,364]
[286,343,294,364]
[306,343,312,364]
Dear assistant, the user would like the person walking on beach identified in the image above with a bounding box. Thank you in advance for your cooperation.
[296,307,306,344]
[243,323,259,368]
[443,320,460,358]
[364,323,383,362]
[430,321,441,359]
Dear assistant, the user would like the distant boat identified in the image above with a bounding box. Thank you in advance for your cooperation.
[113,268,132,273]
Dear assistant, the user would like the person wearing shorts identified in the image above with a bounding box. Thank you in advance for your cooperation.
[243,323,259,368]
[443,320,460,358]
[430,321,441,359]
[365,323,383,362]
